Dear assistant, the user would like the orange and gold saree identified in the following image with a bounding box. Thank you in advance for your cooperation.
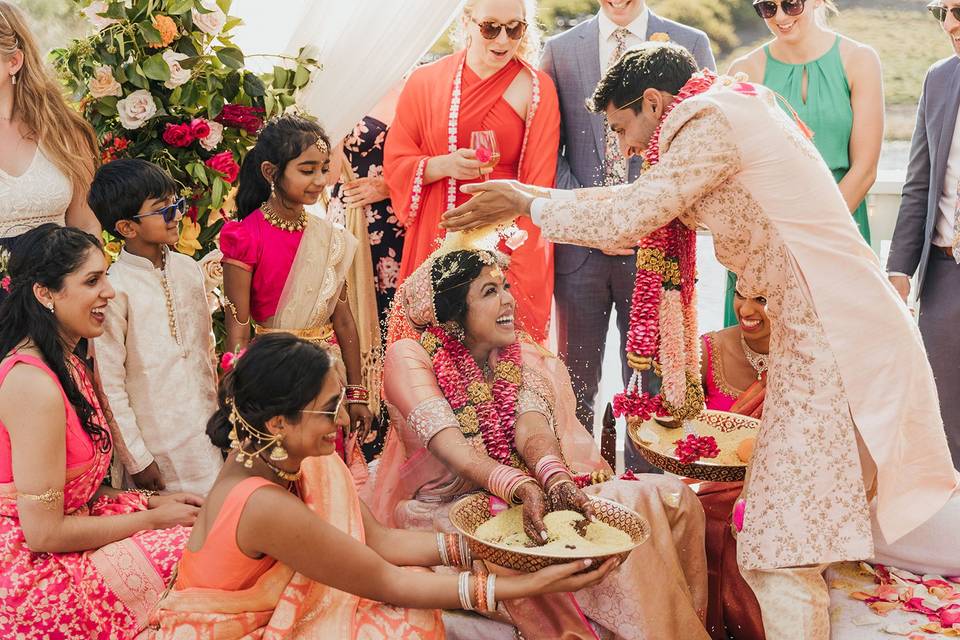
[384,51,560,342]
[149,454,444,639]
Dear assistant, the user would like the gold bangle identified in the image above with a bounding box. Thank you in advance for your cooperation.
[17,488,64,510]
[131,488,159,498]
[224,296,251,327]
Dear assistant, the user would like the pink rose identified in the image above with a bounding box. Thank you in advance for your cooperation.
[215,103,264,135]
[220,348,245,373]
[116,90,157,130]
[199,120,223,151]
[205,151,240,183]
[475,147,491,164]
[162,122,195,148]
[0,276,9,292]
[88,65,122,98]
[189,118,211,140]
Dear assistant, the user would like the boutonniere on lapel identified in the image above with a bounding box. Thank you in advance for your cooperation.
[649,32,670,43]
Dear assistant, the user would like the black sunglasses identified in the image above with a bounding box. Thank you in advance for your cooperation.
[928,2,960,22]
[753,0,806,19]
[134,196,186,224]
[472,19,528,40]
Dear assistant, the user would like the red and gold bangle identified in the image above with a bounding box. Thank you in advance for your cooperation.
[345,385,369,405]
[474,564,488,612]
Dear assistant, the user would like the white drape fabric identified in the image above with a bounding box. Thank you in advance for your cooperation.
[286,0,467,142]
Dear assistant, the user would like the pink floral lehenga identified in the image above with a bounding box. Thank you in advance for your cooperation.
[0,353,189,639]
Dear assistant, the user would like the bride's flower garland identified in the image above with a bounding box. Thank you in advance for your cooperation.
[612,70,718,462]
[421,325,523,466]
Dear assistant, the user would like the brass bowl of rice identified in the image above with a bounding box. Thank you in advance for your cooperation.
[628,409,759,482]
[449,493,650,573]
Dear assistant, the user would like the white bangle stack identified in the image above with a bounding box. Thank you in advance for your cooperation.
[458,571,475,611]
[486,573,497,612]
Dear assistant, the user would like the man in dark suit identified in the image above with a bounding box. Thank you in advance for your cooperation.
[541,0,715,470]
[888,1,960,468]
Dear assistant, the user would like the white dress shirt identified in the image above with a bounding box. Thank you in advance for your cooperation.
[932,102,960,248]
[598,8,649,71]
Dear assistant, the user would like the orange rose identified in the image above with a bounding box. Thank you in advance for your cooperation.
[150,14,178,48]
[649,32,670,43]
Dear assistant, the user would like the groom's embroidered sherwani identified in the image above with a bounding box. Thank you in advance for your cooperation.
[533,82,959,571]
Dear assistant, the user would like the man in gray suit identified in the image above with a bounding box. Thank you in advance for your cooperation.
[541,0,714,470]
[887,1,960,467]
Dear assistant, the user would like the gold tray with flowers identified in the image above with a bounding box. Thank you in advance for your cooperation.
[449,493,650,573]
[628,410,759,482]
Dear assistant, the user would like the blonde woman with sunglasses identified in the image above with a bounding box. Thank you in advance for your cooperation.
[0,2,101,278]
[721,0,883,327]
[384,0,560,345]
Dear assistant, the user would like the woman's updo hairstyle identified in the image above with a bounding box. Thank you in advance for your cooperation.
[207,333,334,449]
[0,224,109,450]
[235,113,330,219]
[431,249,505,327]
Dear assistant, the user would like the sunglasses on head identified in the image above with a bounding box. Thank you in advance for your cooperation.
[472,18,528,40]
[928,2,960,22]
[753,0,806,19]
[134,196,186,224]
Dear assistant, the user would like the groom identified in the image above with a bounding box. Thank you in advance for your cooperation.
[442,42,958,640]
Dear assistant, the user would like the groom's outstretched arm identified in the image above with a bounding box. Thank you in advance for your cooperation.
[442,106,741,250]
[535,106,740,250]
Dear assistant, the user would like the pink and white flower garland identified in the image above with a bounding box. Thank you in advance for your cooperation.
[421,325,523,465]
[612,71,719,462]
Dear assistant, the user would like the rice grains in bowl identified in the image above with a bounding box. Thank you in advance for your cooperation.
[449,493,650,573]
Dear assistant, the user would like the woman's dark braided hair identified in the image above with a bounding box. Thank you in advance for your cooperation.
[206,333,334,450]
[235,113,330,219]
[0,224,110,451]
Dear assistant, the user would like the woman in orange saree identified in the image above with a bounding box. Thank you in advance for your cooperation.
[0,225,200,639]
[383,0,559,342]
[151,333,616,639]
[697,290,769,640]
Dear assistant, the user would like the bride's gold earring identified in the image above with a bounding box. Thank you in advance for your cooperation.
[269,434,289,462]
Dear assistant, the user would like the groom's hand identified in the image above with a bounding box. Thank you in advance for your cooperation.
[440,180,535,231]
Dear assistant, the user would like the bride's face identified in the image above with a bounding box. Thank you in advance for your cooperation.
[464,0,526,70]
[463,266,517,350]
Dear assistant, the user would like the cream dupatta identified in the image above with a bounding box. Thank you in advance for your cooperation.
[267,215,357,333]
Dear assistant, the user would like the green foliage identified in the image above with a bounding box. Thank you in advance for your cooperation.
[52,0,320,262]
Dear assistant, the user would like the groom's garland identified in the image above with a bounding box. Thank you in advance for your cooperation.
[612,70,718,463]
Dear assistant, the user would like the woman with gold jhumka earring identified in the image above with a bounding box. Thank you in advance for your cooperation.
[151,332,618,638]
[221,114,374,483]
[0,225,202,639]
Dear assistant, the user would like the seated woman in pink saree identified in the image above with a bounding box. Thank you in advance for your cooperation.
[0,225,200,638]
[150,333,615,639]
[369,240,710,640]
[221,115,373,476]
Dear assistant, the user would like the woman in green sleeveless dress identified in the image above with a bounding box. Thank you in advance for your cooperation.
[722,0,883,327]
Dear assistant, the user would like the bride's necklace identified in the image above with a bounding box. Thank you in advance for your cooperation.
[740,335,768,381]
[261,200,307,232]
[258,453,302,482]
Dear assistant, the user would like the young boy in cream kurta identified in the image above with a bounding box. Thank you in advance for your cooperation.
[90,159,222,495]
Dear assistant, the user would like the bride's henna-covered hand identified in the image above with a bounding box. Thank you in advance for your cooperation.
[515,481,549,544]
[547,480,595,521]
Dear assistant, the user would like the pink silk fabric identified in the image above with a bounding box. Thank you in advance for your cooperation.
[701,334,736,413]
[0,353,188,638]
[220,209,304,323]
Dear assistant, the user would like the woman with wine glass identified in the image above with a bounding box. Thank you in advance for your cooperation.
[384,0,560,343]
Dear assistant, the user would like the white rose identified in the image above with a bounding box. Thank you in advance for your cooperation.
[197,249,224,293]
[161,49,191,89]
[192,1,226,36]
[116,89,157,130]
[199,119,223,151]
[87,65,122,98]
[82,1,119,30]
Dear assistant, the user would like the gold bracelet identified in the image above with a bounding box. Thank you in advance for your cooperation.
[17,488,64,510]
[131,488,159,497]
[224,296,251,327]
